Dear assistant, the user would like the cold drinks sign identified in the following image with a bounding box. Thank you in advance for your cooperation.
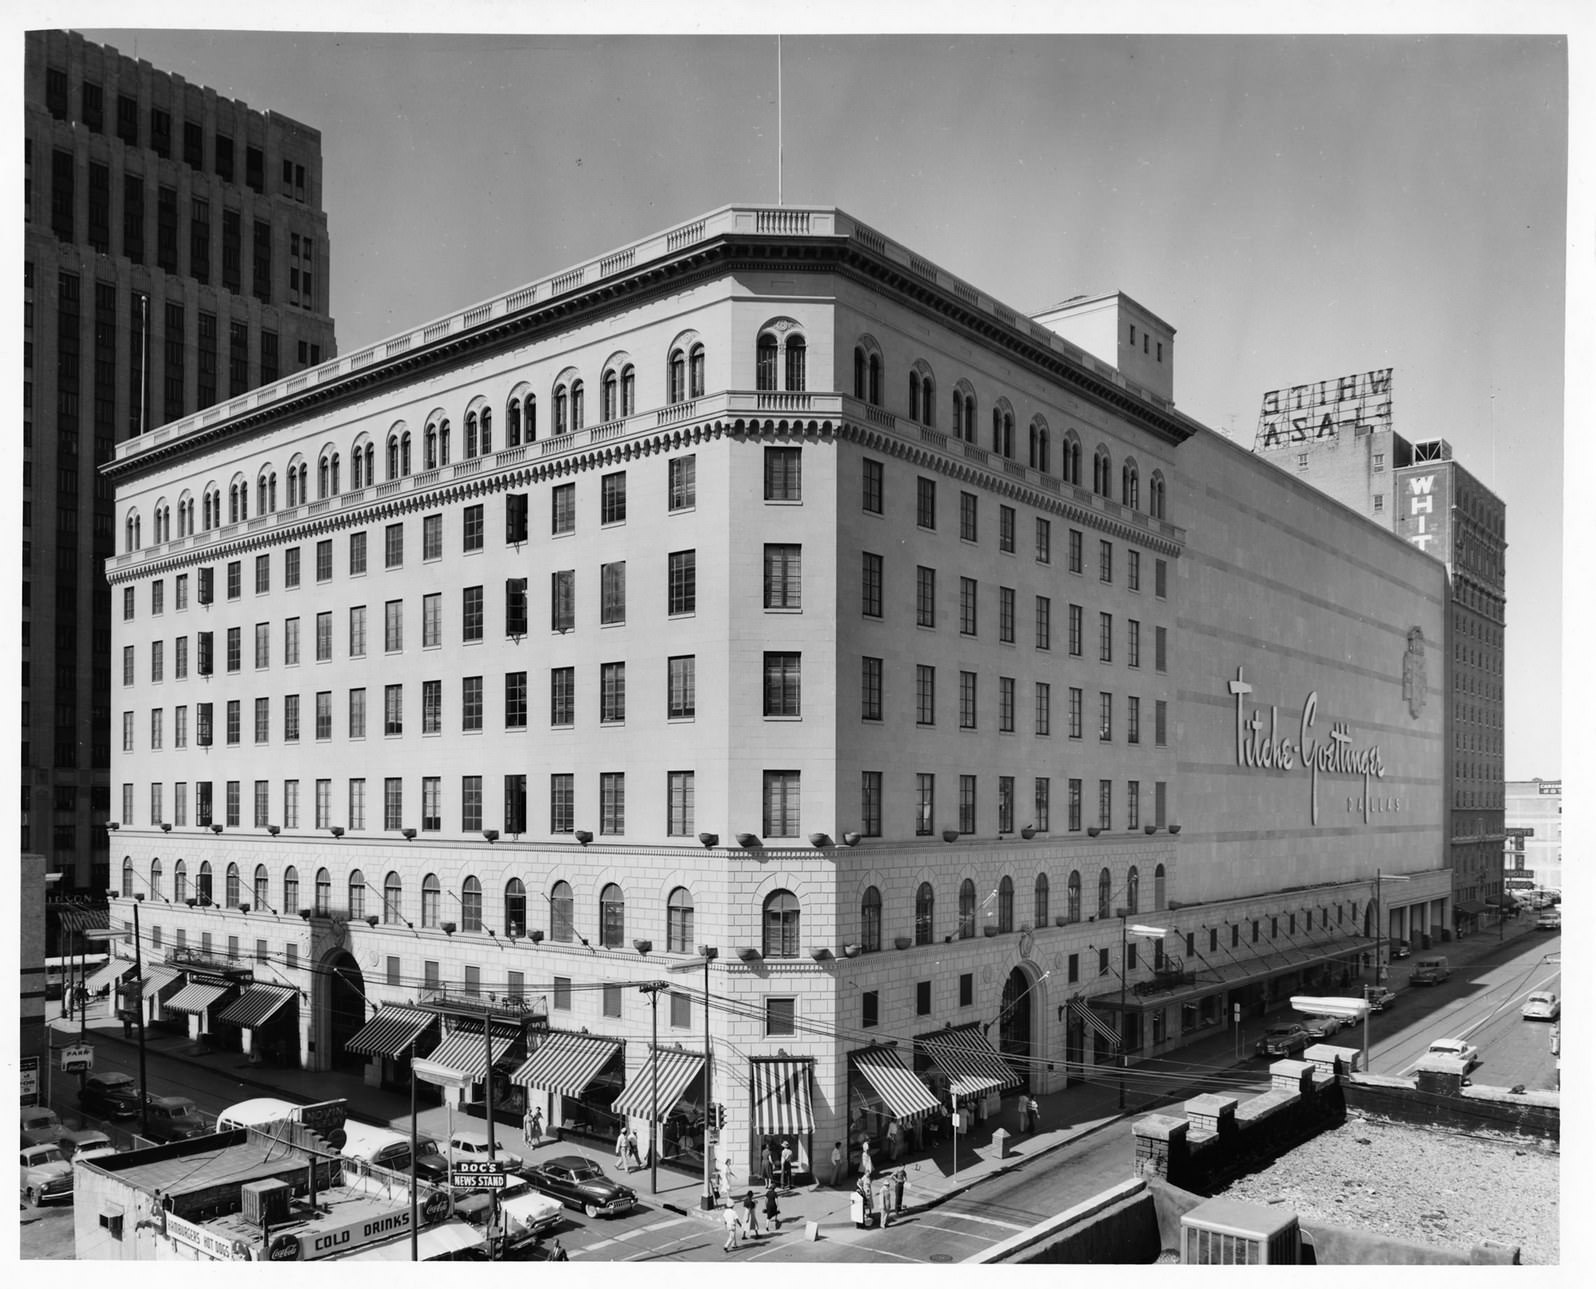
[1254,369,1393,451]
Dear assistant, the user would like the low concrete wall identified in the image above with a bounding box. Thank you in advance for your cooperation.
[1344,1071,1559,1143]
[969,1178,1162,1264]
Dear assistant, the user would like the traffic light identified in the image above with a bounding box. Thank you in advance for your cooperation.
[715,1104,726,1130]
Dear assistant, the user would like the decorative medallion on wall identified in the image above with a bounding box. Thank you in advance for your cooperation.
[1018,930,1035,961]
[1403,627,1428,719]
[981,964,994,984]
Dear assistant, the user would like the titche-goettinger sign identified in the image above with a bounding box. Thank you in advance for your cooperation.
[1254,368,1393,451]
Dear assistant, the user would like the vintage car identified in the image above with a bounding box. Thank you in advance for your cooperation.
[447,1129,524,1174]
[1363,986,1398,1012]
[1520,991,1560,1021]
[1301,1015,1344,1040]
[21,1143,74,1206]
[1536,911,1561,931]
[59,1128,116,1163]
[79,1072,143,1119]
[1389,940,1411,960]
[20,1105,69,1147]
[141,1095,210,1143]
[1425,1037,1480,1070]
[1254,1024,1313,1059]
[522,1154,638,1218]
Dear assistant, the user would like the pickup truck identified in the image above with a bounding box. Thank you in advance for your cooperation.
[1409,955,1450,985]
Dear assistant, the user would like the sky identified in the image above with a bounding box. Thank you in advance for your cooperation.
[21,2,1588,784]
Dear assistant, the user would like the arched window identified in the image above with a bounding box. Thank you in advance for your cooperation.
[506,397,522,447]
[1097,868,1113,921]
[915,882,936,945]
[689,345,705,398]
[1062,434,1081,487]
[762,889,800,958]
[998,875,1015,932]
[869,352,882,405]
[756,333,778,392]
[920,371,936,426]
[479,408,492,455]
[465,410,478,459]
[1154,863,1166,911]
[1126,866,1140,916]
[361,444,374,489]
[860,886,882,953]
[554,386,568,435]
[122,857,134,896]
[253,864,268,911]
[1030,420,1051,473]
[505,878,526,937]
[197,860,213,904]
[1067,871,1082,923]
[570,381,584,432]
[909,370,922,422]
[461,875,482,932]
[1093,446,1112,497]
[425,424,438,471]
[550,880,574,942]
[383,872,403,924]
[225,863,240,909]
[284,865,299,912]
[150,858,164,901]
[174,859,188,903]
[958,878,977,939]
[1035,873,1050,927]
[602,370,618,421]
[314,867,331,916]
[992,405,1015,458]
[347,870,365,921]
[599,883,625,948]
[620,365,635,416]
[1149,471,1166,520]
[420,874,440,928]
[784,334,806,391]
[667,887,694,953]
[387,435,400,480]
[854,347,866,400]
[668,349,686,404]
[853,342,883,405]
[1122,460,1139,510]
[523,395,537,441]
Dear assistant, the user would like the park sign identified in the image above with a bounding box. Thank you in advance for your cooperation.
[60,1042,95,1072]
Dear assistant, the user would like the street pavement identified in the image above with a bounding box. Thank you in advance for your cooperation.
[36,913,1543,1258]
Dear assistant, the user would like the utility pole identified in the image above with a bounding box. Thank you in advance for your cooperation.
[482,1014,499,1261]
[131,895,150,1138]
[638,982,668,1195]
[668,946,719,1210]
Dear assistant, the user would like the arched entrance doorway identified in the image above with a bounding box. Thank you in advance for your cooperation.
[997,965,1038,1092]
[320,949,367,1072]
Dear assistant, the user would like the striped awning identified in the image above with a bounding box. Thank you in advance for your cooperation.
[344,1005,438,1058]
[163,978,236,1016]
[141,965,182,1000]
[510,1030,622,1097]
[751,1059,815,1135]
[850,1047,942,1124]
[415,1020,526,1083]
[56,906,111,935]
[218,984,297,1029]
[1455,900,1489,917]
[612,1049,705,1120]
[1072,999,1122,1049]
[83,958,135,995]
[921,1027,1021,1096]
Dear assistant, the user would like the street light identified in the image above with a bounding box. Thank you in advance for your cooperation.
[1291,995,1372,1073]
[1117,913,1169,1110]
[668,946,719,1210]
[1374,870,1411,984]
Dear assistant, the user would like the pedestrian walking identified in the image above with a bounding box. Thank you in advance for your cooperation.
[548,1237,569,1261]
[1027,1096,1041,1134]
[860,1142,874,1184]
[741,1189,760,1238]
[763,1179,781,1230]
[615,1125,628,1169]
[885,1119,902,1162]
[826,1140,843,1189]
[761,1140,775,1187]
[525,1106,543,1146]
[779,1139,796,1191]
[626,1130,643,1172]
[879,1176,896,1228]
[722,1201,742,1252]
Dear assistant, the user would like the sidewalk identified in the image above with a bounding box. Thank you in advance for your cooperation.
[50,913,1541,1241]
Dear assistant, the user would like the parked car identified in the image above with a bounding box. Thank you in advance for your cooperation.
[454,1182,564,1245]
[141,1095,210,1142]
[20,1105,68,1147]
[1363,986,1398,1012]
[1536,912,1561,931]
[59,1128,115,1162]
[20,1143,74,1206]
[1389,940,1411,960]
[1254,1024,1312,1059]
[447,1129,524,1173]
[340,1121,450,1184]
[1301,1016,1343,1039]
[1425,1038,1479,1070]
[80,1072,142,1119]
[522,1155,638,1218]
[1520,991,1560,1021]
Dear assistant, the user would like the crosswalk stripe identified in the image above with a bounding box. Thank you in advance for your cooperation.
[574,1215,691,1256]
[937,1209,1028,1230]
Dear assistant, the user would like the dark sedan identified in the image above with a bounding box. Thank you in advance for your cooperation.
[80,1072,143,1119]
[521,1154,638,1219]
[1254,1023,1313,1059]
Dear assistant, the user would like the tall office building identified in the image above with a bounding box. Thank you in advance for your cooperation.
[24,30,337,896]
[1250,374,1508,933]
[105,204,1452,1182]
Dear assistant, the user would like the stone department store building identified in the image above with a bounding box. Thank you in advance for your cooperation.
[102,205,1454,1180]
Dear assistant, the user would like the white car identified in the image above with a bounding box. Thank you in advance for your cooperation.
[447,1129,524,1173]
[1425,1037,1480,1070]
[1520,991,1560,1021]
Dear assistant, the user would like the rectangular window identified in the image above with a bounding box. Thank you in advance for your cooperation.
[916,665,935,726]
[1155,781,1167,828]
[1127,780,1141,830]
[1068,778,1082,832]
[862,457,884,514]
[551,570,575,632]
[543,667,573,726]
[422,679,442,734]
[959,671,977,729]
[668,456,696,511]
[284,694,300,742]
[384,778,403,830]
[226,627,241,673]
[763,653,801,717]
[152,640,166,682]
[667,550,696,615]
[254,555,270,595]
[315,612,332,661]
[227,562,242,600]
[762,770,800,837]
[462,776,482,832]
[1035,682,1051,735]
[667,770,695,837]
[462,676,483,731]
[1068,687,1083,739]
[1155,626,1167,673]
[253,623,268,669]
[958,775,976,834]
[1127,549,1141,592]
[861,656,883,721]
[764,544,801,609]
[1098,779,1113,830]
[284,548,300,588]
[1068,528,1083,574]
[385,523,403,568]
[462,585,484,641]
[764,447,801,501]
[1099,612,1113,663]
[463,504,484,551]
[315,778,332,830]
[960,491,978,542]
[1099,539,1113,583]
[999,676,1015,732]
[284,618,300,666]
[176,637,189,679]
[765,997,796,1037]
[668,656,695,719]
[916,566,936,628]
[550,774,573,833]
[861,552,883,617]
[600,561,626,625]
[600,772,626,834]
[601,471,627,524]
[1036,596,1052,650]
[999,586,1015,643]
[916,476,936,529]
[349,688,366,739]
[1069,603,1083,656]
[1099,692,1113,741]
[1155,558,1168,599]
[423,513,442,560]
[551,482,575,535]
[1036,518,1052,563]
[860,771,883,837]
[916,773,935,836]
[598,663,624,723]
[384,684,403,735]
[310,691,329,741]
[422,777,441,832]
[1128,619,1141,668]
[422,593,441,648]
[998,776,1015,833]
[1155,699,1168,747]
[999,504,1016,553]
[254,697,269,743]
